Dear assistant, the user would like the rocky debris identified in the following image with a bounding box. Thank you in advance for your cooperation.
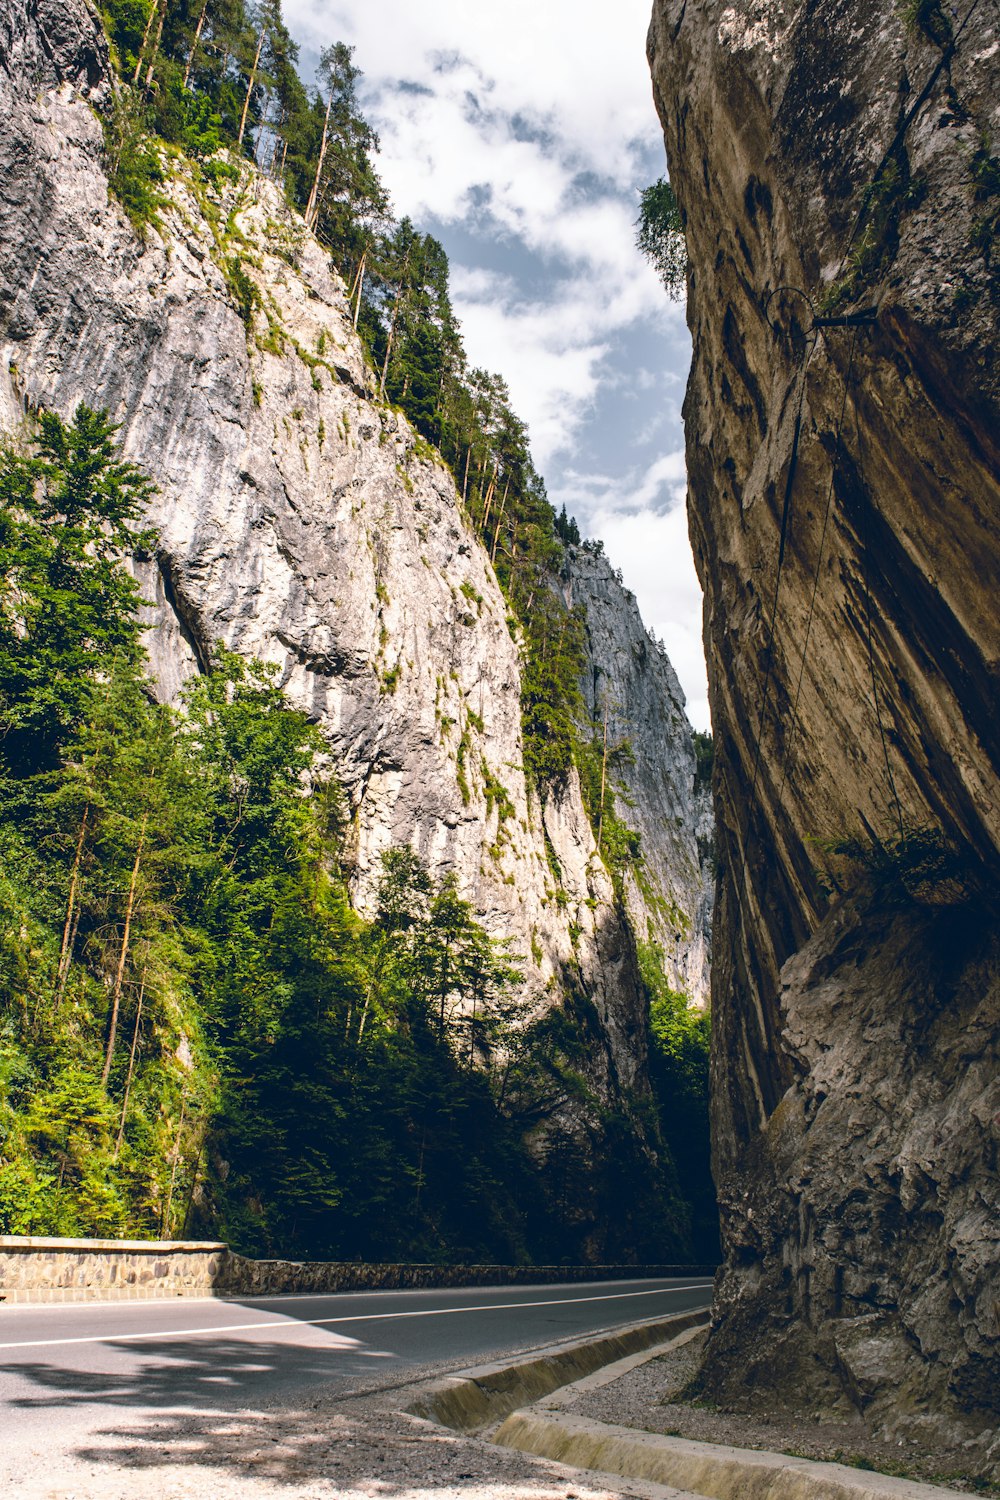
[648,0,1000,1454]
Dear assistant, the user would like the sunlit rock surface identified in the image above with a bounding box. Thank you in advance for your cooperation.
[0,0,711,1251]
[560,543,713,1004]
[650,0,999,1461]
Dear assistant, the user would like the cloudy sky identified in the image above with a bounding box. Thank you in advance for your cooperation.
[284,0,708,729]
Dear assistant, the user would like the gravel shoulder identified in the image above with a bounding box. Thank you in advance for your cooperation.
[572,1332,999,1496]
[2,1349,690,1500]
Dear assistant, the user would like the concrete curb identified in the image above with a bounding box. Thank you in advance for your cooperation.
[492,1410,969,1500]
[407,1307,712,1432]
[410,1302,967,1498]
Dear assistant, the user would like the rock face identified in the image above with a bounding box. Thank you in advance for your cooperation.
[560,544,713,1004]
[649,0,1000,1459]
[0,0,710,1246]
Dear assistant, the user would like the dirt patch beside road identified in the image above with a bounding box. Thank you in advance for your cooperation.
[572,1331,999,1495]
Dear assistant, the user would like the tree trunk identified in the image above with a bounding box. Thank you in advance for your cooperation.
[481,469,498,530]
[438,943,449,1039]
[161,1094,187,1238]
[461,445,471,505]
[101,813,147,1087]
[114,965,146,1159]
[349,249,367,330]
[414,1127,426,1214]
[132,0,158,84]
[468,986,478,1065]
[264,111,284,177]
[490,485,510,565]
[378,249,412,401]
[143,0,167,98]
[182,0,209,88]
[237,24,266,148]
[256,93,273,168]
[55,805,88,1005]
[305,89,333,228]
[180,1125,208,1237]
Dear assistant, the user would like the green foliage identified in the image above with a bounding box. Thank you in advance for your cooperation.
[693,730,714,791]
[102,87,167,237]
[636,179,687,299]
[899,0,952,45]
[554,505,580,545]
[481,760,515,824]
[577,729,642,896]
[177,89,225,158]
[0,404,155,773]
[817,824,979,908]
[100,0,153,75]
[0,406,707,1262]
[29,19,720,1260]
[225,256,261,327]
[455,726,472,805]
[821,154,927,311]
[201,154,240,190]
[639,944,718,1260]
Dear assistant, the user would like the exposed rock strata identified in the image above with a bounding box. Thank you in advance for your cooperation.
[560,544,713,1004]
[0,0,710,1249]
[649,0,1000,1460]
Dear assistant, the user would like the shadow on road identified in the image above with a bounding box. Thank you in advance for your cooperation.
[7,1329,393,1411]
[6,1334,540,1493]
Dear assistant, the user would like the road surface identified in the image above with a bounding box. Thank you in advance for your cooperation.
[0,1276,712,1471]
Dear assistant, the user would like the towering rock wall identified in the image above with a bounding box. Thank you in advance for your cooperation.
[650,0,1000,1459]
[560,544,713,1004]
[0,0,710,1250]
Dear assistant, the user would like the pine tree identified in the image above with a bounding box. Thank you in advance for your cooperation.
[0,406,154,775]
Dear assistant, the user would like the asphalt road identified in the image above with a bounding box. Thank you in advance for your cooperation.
[0,1276,712,1465]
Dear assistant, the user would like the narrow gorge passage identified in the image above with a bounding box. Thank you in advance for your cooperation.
[0,0,997,1493]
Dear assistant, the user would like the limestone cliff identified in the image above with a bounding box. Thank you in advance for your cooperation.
[0,0,709,1250]
[649,0,999,1462]
[560,544,713,1004]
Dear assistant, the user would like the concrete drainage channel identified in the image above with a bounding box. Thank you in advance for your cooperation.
[408,1310,967,1500]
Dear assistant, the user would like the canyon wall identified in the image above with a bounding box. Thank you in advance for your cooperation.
[0,0,710,1247]
[561,543,713,1003]
[649,0,999,1462]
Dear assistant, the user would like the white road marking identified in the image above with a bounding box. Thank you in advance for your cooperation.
[230,1278,686,1305]
[0,1283,712,1352]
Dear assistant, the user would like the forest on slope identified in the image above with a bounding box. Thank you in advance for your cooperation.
[0,0,715,1264]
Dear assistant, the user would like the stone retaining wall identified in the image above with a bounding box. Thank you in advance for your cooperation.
[0,1236,228,1303]
[216,1256,717,1298]
[0,1236,715,1304]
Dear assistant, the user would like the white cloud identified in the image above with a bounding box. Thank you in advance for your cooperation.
[284,0,687,461]
[552,447,687,522]
[287,0,660,182]
[548,448,709,730]
[283,0,709,724]
[595,504,710,733]
[449,263,677,467]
